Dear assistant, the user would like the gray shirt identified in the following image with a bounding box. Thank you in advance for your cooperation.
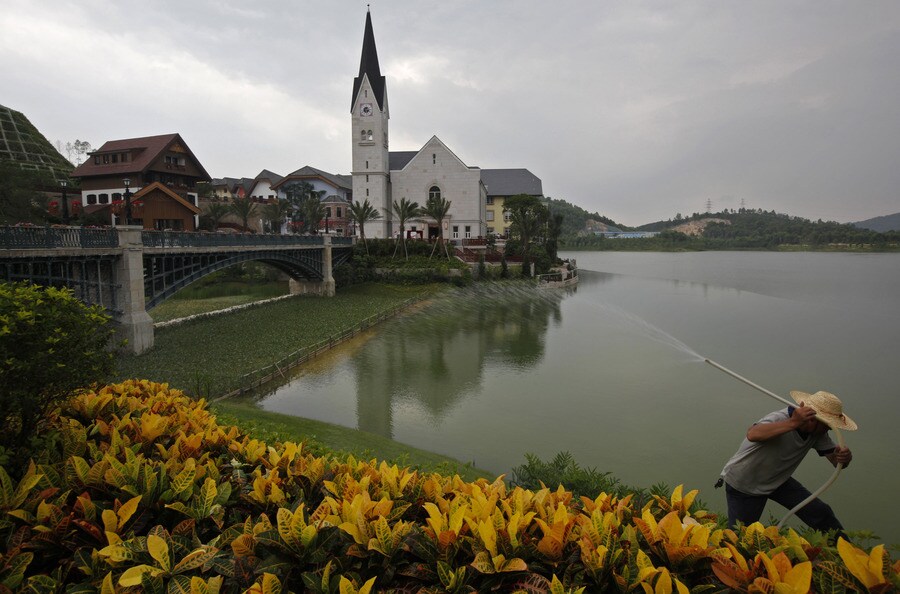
[721,408,836,496]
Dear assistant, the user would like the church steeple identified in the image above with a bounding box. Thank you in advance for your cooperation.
[352,9,386,111]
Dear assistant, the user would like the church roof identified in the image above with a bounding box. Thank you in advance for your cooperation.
[389,151,418,171]
[352,11,386,111]
[481,168,543,197]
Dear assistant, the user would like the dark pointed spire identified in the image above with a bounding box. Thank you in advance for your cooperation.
[352,10,386,111]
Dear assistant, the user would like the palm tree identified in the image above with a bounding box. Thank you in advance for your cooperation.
[203,202,231,231]
[421,194,452,259]
[262,199,291,234]
[301,195,326,235]
[229,196,258,232]
[391,198,421,260]
[348,198,382,254]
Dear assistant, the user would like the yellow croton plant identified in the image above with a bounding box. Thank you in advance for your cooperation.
[0,380,897,593]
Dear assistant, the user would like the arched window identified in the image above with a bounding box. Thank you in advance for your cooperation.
[367,130,373,141]
[429,186,441,201]
[360,130,366,141]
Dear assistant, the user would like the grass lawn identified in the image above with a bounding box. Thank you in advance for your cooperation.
[149,281,289,323]
[212,400,492,483]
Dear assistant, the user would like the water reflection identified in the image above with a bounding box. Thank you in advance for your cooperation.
[246,284,567,440]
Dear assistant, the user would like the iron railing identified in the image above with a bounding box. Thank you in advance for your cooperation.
[141,231,326,248]
[0,225,119,250]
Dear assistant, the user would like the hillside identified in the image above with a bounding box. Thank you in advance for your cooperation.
[546,197,628,235]
[0,104,74,183]
[853,212,900,233]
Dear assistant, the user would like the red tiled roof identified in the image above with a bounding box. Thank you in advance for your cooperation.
[71,133,210,181]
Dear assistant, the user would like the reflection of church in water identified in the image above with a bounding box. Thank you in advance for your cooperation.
[353,290,564,438]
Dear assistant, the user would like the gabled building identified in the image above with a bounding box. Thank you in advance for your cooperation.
[71,133,210,224]
[272,165,354,236]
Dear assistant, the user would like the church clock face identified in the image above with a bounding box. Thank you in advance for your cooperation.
[360,103,373,117]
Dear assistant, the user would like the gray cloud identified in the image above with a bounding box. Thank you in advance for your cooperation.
[2,0,897,226]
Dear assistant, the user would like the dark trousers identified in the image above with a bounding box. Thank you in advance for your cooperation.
[725,478,844,534]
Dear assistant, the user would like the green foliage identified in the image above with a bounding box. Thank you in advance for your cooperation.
[546,197,628,236]
[228,196,257,232]
[0,282,114,450]
[0,162,53,225]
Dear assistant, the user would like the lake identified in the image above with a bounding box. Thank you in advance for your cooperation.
[236,251,900,544]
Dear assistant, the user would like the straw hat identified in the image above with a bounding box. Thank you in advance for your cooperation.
[789,390,858,431]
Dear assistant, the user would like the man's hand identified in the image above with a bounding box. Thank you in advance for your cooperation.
[790,404,818,428]
[827,446,852,468]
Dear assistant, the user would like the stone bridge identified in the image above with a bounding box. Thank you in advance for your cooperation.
[0,226,354,353]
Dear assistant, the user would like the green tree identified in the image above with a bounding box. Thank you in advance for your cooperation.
[301,195,326,235]
[0,282,115,451]
[262,199,292,234]
[348,198,382,254]
[421,194,453,259]
[202,202,231,231]
[391,198,421,260]
[0,162,52,225]
[546,211,564,262]
[229,196,258,232]
[504,194,548,275]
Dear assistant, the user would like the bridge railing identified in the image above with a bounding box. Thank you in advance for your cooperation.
[141,231,326,248]
[0,225,118,250]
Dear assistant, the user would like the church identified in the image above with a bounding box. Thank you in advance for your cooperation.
[350,11,544,242]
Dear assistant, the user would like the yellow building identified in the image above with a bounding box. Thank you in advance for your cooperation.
[481,169,544,237]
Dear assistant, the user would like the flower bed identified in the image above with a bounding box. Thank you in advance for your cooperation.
[1,380,896,593]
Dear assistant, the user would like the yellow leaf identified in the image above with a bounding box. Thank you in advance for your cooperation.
[116,495,142,527]
[477,519,498,557]
[261,573,281,594]
[101,508,118,534]
[147,534,171,572]
[837,538,885,588]
[781,561,812,593]
[100,572,116,594]
[357,576,377,594]
[118,564,155,587]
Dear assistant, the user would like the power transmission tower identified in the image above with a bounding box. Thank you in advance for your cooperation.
[705,198,712,214]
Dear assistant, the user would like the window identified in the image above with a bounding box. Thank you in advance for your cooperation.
[103,154,109,164]
[504,211,512,222]
[487,226,495,234]
[336,228,343,235]
[452,225,459,239]
[94,156,100,165]
[337,207,342,218]
[361,130,366,141]
[432,154,436,164]
[465,225,471,239]
[325,207,332,217]
[366,189,369,196]
[429,186,441,201]
[486,211,494,221]
[365,160,369,169]
[112,193,122,201]
[486,196,494,205]
[367,130,373,141]
[366,175,369,182]
[111,154,118,163]
[99,194,109,204]
[86,194,97,205]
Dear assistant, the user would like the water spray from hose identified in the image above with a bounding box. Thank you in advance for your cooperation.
[704,358,846,528]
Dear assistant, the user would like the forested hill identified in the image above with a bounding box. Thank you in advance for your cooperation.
[637,209,899,247]
[546,197,628,235]
[558,208,899,250]
[853,212,900,233]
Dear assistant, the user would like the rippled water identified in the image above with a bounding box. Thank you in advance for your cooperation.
[237,251,900,543]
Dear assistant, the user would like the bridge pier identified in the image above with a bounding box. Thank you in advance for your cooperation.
[115,227,155,354]
[288,235,335,296]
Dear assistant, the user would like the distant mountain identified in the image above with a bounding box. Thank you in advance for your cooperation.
[853,212,900,233]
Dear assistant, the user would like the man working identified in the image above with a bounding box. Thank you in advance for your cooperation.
[718,389,856,534]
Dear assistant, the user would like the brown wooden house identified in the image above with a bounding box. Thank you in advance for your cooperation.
[71,133,211,218]
[130,182,202,230]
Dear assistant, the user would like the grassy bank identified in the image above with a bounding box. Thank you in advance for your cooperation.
[212,400,490,482]
[149,280,289,323]
[117,282,444,397]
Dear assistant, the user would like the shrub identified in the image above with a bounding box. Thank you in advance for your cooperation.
[1,380,895,593]
[0,282,114,452]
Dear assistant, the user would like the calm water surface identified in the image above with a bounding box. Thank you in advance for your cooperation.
[238,251,900,543]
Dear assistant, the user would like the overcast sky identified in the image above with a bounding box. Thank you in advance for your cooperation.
[3,1,898,226]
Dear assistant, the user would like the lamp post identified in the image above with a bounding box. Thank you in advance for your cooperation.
[60,179,70,224]
[123,178,132,226]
